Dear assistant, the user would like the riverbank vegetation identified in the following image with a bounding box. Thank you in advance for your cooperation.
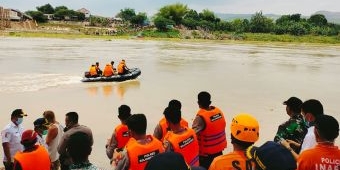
[3,3,340,44]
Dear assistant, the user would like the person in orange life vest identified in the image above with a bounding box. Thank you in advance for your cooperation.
[89,64,98,77]
[117,59,129,75]
[209,113,259,170]
[113,114,164,170]
[95,62,102,76]
[106,105,132,162]
[162,106,200,167]
[153,99,189,141]
[103,63,115,77]
[13,129,51,170]
[296,114,340,170]
[192,91,227,169]
[68,131,100,170]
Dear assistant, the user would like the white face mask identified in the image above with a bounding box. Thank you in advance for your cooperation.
[16,117,23,125]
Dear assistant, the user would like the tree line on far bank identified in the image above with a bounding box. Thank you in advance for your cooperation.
[25,3,340,37]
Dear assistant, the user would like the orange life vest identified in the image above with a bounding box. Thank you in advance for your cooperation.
[103,64,114,77]
[159,117,189,141]
[14,145,51,170]
[125,135,164,170]
[197,107,227,155]
[114,124,131,149]
[164,128,199,166]
[89,65,97,76]
[209,151,255,170]
[117,62,126,74]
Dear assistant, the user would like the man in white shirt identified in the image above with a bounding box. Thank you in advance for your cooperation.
[1,109,27,170]
[300,99,324,152]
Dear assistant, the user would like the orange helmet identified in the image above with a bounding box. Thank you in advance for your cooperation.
[231,113,259,142]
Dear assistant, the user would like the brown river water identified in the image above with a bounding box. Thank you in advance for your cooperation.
[0,37,339,169]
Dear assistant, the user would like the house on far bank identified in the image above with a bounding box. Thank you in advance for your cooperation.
[8,9,33,21]
[77,8,91,18]
[43,14,54,20]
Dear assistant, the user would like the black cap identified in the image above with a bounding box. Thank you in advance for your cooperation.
[33,118,49,127]
[145,152,189,170]
[11,109,27,117]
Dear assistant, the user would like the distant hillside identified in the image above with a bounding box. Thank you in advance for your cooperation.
[314,11,340,24]
[217,11,340,24]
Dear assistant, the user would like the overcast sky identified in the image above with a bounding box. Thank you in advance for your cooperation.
[2,0,339,17]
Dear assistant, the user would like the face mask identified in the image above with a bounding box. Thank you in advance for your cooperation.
[42,130,48,135]
[16,118,23,125]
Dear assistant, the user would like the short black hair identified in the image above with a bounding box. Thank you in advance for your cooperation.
[168,99,182,110]
[118,105,131,121]
[126,114,147,135]
[230,134,254,149]
[301,99,324,117]
[66,112,79,124]
[164,107,181,124]
[198,91,211,108]
[67,131,92,163]
[315,115,339,141]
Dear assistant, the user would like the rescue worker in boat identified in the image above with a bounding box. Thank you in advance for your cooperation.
[103,63,115,77]
[88,64,98,77]
[117,60,129,75]
[95,62,102,76]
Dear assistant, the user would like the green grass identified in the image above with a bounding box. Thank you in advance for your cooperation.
[3,29,340,45]
[243,33,340,44]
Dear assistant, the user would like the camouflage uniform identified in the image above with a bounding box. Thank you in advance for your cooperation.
[274,113,308,153]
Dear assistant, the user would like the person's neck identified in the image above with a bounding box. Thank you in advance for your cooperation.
[68,123,79,129]
[233,143,247,151]
[171,124,185,134]
[73,159,89,165]
[24,145,38,152]
[134,134,147,141]
[200,106,211,110]
[317,139,334,146]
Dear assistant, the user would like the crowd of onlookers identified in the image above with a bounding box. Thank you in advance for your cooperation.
[1,91,340,170]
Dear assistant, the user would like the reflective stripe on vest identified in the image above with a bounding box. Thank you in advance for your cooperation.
[115,124,130,149]
[126,135,164,170]
[165,128,200,166]
[14,145,51,170]
[197,107,227,155]
[159,117,189,141]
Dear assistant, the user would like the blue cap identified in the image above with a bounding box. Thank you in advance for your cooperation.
[246,141,296,170]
